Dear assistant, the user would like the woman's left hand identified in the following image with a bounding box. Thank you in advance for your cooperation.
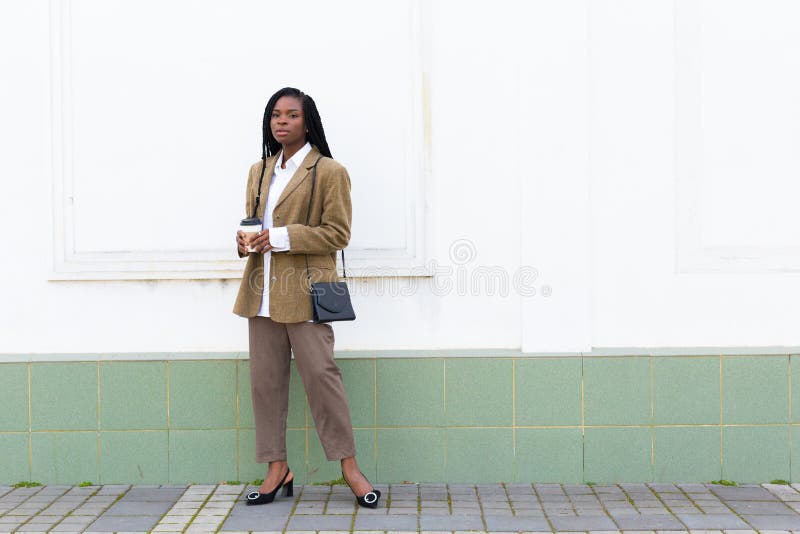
[248,229,273,254]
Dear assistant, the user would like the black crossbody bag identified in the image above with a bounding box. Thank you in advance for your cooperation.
[305,157,356,323]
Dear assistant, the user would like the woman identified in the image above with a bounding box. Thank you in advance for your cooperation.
[233,87,380,509]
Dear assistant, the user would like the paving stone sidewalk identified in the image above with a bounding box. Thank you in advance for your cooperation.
[3,481,800,533]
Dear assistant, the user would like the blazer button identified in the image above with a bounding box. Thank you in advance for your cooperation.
[276,215,280,219]
[271,276,277,281]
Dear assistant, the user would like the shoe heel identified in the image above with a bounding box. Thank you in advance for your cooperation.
[283,478,293,497]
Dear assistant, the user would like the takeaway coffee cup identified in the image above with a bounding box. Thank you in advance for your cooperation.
[238,217,263,253]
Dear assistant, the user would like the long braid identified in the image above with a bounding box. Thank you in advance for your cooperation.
[302,94,332,158]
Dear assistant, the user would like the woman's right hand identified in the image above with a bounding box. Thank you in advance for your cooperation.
[236,230,249,256]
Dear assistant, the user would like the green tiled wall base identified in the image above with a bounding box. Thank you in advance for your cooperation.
[1,355,799,484]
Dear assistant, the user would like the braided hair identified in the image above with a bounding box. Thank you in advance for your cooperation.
[250,87,332,218]
[260,87,332,160]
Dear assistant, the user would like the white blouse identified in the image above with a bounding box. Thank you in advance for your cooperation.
[256,142,313,320]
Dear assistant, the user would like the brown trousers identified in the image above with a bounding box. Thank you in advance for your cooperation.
[247,316,356,463]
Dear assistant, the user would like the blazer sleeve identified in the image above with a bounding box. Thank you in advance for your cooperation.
[285,162,352,255]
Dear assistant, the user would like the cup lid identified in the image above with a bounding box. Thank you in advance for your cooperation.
[240,217,262,226]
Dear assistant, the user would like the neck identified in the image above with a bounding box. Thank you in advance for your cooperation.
[280,141,306,168]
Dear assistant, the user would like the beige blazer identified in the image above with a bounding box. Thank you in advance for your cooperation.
[232,145,352,322]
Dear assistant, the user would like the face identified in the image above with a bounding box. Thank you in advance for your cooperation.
[270,95,306,148]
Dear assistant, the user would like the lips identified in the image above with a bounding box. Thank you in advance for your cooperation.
[275,130,290,136]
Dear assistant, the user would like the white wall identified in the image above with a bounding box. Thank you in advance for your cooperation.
[1,0,799,356]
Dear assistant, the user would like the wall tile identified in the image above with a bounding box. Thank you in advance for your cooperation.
[653,426,720,482]
[584,357,650,425]
[377,428,444,483]
[377,359,444,427]
[0,433,30,483]
[653,357,719,425]
[238,428,305,484]
[31,431,98,485]
[445,428,514,483]
[338,359,375,428]
[237,360,306,430]
[515,359,581,426]
[515,428,583,483]
[30,363,97,431]
[722,356,789,424]
[100,362,167,430]
[306,428,344,485]
[0,364,28,432]
[446,359,512,426]
[722,425,789,483]
[14,355,800,485]
[791,426,800,482]
[305,428,375,486]
[790,356,800,423]
[354,428,377,483]
[169,429,237,483]
[169,361,236,429]
[584,427,652,483]
[100,431,168,484]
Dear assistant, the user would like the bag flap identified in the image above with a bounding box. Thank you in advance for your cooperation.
[312,283,349,313]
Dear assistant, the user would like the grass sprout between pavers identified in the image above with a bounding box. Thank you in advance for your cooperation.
[11,481,42,488]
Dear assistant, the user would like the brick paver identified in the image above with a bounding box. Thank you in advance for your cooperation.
[2,481,800,532]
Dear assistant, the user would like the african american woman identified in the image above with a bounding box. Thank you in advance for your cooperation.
[233,87,380,508]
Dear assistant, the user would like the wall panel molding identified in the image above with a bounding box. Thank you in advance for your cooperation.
[674,0,800,273]
[49,0,432,280]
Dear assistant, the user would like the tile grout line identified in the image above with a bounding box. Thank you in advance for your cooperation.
[564,482,578,517]
[9,484,54,531]
[511,358,516,456]
[442,357,447,476]
[789,354,793,480]
[304,370,310,485]
[587,481,619,530]
[650,355,655,476]
[705,483,758,530]
[281,480,305,534]
[11,421,800,433]
[674,482,712,515]
[719,353,724,475]
[97,361,101,483]
[69,484,131,533]
[209,484,246,532]
[27,362,32,480]
[646,483,689,530]
[320,478,333,515]
[416,482,421,533]
[235,361,240,482]
[166,360,171,483]
[45,484,100,532]
[530,482,555,532]
[500,481,515,516]
[472,484,488,532]
[178,484,217,533]
[144,484,198,533]
[373,356,377,482]
[580,355,585,482]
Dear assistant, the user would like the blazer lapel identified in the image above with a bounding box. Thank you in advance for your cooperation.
[256,157,278,221]
[273,146,322,212]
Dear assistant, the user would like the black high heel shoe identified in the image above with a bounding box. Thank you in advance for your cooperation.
[342,469,381,509]
[245,467,293,505]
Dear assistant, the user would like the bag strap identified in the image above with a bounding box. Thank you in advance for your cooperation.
[305,156,347,282]
[251,158,267,219]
